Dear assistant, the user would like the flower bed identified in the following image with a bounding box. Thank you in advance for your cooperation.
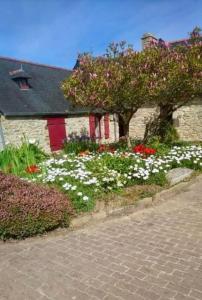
[24,144,202,212]
[0,143,201,239]
[0,172,74,240]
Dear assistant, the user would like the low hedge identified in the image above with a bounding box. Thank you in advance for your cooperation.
[0,172,74,240]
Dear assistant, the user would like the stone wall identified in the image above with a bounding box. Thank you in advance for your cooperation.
[65,115,89,138]
[129,99,202,141]
[129,106,158,139]
[1,116,51,152]
[173,99,202,141]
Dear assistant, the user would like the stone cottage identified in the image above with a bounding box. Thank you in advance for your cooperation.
[0,57,118,152]
[0,32,201,152]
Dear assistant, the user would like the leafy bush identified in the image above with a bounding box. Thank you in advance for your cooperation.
[63,130,98,154]
[0,142,47,176]
[146,137,171,156]
[0,172,74,240]
[64,140,99,154]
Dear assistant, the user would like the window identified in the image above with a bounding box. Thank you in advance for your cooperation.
[16,78,30,90]
[10,67,31,90]
[89,114,102,140]
[89,114,110,140]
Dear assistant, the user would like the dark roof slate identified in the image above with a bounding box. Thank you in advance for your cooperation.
[0,57,86,116]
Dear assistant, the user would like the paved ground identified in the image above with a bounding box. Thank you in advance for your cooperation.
[0,176,202,300]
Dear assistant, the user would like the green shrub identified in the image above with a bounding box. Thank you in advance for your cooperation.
[0,172,74,240]
[63,140,99,154]
[146,137,171,156]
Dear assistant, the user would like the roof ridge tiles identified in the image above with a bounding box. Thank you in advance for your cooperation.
[0,55,71,72]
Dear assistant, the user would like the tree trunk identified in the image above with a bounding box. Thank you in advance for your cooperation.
[118,112,135,148]
[143,104,174,142]
[122,121,131,147]
[158,104,173,140]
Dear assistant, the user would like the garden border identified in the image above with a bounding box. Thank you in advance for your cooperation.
[70,173,202,228]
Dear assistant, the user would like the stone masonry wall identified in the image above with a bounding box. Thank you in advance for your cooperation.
[65,115,89,137]
[129,99,202,141]
[1,116,51,152]
[129,106,158,139]
[173,99,202,141]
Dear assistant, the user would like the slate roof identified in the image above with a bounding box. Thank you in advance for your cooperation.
[0,56,87,116]
[10,69,32,80]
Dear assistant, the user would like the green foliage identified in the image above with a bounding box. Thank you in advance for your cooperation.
[146,137,171,156]
[0,142,47,176]
[146,122,179,146]
[163,123,179,144]
[146,171,167,186]
[0,213,70,240]
[63,140,98,154]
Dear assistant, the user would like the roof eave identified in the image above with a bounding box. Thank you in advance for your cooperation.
[2,110,90,117]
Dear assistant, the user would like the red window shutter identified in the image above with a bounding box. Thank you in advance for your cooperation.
[89,114,96,139]
[104,114,110,139]
[65,118,67,137]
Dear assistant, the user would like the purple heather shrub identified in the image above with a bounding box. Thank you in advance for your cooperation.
[0,172,74,239]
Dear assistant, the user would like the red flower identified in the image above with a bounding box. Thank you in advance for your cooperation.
[133,144,146,154]
[133,144,156,156]
[144,148,156,155]
[25,165,40,174]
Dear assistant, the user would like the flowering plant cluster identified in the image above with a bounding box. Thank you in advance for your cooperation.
[24,145,202,212]
[133,144,156,155]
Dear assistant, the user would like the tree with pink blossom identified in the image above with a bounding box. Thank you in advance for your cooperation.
[144,38,202,142]
[62,42,158,146]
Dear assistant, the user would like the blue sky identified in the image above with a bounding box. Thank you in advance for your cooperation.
[0,0,201,69]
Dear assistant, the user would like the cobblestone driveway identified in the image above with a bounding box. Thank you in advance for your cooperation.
[0,176,202,300]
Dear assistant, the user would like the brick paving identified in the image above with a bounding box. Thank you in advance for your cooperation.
[0,176,202,300]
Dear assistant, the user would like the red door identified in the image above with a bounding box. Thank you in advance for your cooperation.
[47,117,66,151]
